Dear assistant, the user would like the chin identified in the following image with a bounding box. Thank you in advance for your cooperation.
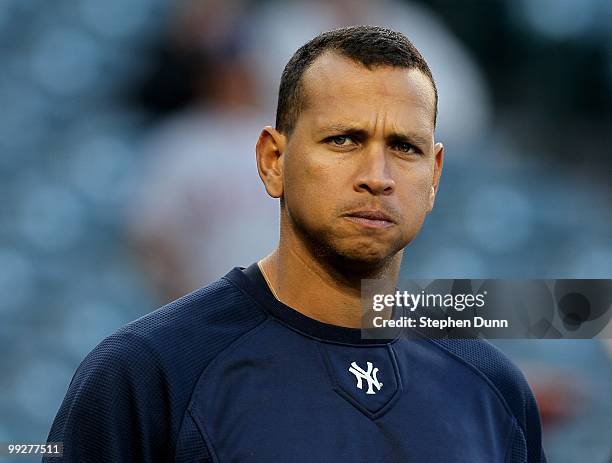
[340,247,389,263]
[329,242,401,273]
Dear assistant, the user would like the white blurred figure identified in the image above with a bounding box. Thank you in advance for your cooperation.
[128,0,277,300]
[130,109,278,300]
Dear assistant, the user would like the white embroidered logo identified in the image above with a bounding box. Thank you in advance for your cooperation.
[348,361,383,395]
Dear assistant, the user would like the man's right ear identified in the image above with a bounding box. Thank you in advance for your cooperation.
[256,126,286,199]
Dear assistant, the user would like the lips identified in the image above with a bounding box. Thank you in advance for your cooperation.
[343,209,396,228]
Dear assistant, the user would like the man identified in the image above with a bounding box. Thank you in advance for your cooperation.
[45,26,547,462]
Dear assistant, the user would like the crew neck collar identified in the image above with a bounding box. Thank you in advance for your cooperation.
[224,263,403,346]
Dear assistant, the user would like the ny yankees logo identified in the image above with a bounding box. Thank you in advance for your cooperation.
[348,361,383,395]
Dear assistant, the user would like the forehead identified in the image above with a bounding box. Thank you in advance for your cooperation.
[298,52,436,133]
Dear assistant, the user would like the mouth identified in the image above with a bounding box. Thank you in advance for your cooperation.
[343,210,396,229]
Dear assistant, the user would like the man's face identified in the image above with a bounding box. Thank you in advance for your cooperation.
[280,52,443,267]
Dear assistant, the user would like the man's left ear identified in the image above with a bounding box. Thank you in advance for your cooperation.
[427,142,444,212]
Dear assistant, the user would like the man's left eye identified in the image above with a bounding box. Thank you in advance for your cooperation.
[395,142,416,153]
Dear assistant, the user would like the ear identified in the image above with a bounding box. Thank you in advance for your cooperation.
[256,126,286,199]
[427,142,444,212]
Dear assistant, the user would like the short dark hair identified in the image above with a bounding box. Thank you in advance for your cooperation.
[275,25,438,135]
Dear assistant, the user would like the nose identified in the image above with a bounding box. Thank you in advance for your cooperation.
[353,144,395,196]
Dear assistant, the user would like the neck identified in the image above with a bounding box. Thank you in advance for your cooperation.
[259,220,402,329]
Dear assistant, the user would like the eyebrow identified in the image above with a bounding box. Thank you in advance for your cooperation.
[318,123,430,148]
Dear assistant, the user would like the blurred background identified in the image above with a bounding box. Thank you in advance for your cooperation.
[0,0,610,461]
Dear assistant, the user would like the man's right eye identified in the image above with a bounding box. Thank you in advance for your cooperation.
[327,135,351,146]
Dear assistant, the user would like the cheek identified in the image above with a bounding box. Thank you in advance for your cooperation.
[284,151,339,218]
[396,168,434,216]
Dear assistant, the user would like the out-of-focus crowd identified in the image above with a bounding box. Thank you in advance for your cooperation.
[0,0,610,461]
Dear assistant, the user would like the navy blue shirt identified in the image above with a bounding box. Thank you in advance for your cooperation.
[45,264,547,462]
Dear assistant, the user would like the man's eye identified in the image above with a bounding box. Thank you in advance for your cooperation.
[328,135,351,146]
[394,142,417,154]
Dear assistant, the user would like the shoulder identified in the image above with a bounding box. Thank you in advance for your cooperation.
[420,338,546,463]
[63,272,269,422]
[47,273,268,460]
[87,273,268,383]
[427,338,535,427]
[120,275,265,352]
[426,338,546,462]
